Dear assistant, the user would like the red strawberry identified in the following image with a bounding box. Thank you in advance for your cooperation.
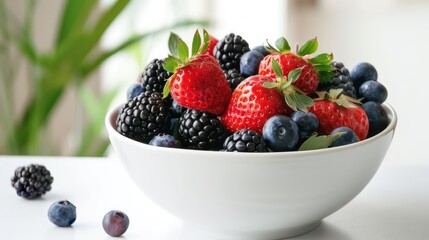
[202,35,218,57]
[308,89,369,140]
[221,60,314,134]
[259,37,334,94]
[163,29,231,115]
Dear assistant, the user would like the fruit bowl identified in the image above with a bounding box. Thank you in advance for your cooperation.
[105,102,397,240]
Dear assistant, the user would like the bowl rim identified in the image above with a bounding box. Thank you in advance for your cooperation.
[106,102,397,158]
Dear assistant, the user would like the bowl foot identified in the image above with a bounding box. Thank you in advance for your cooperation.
[185,221,321,240]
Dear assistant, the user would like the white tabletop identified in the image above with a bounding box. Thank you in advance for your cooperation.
[1,155,428,240]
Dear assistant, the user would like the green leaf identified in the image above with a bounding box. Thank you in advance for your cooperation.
[162,56,179,73]
[314,64,335,72]
[294,92,314,111]
[288,67,303,83]
[298,37,318,56]
[298,132,345,151]
[308,53,333,65]
[265,40,280,54]
[200,28,210,54]
[284,94,297,111]
[163,75,173,98]
[168,32,180,58]
[271,59,284,78]
[318,71,335,84]
[191,29,201,56]
[275,37,291,53]
[177,38,189,61]
[263,81,279,89]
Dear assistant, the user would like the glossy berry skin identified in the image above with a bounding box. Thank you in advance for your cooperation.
[259,54,318,94]
[262,115,299,152]
[149,134,181,148]
[221,75,290,135]
[290,111,319,140]
[309,100,369,141]
[169,54,231,115]
[223,129,267,152]
[252,45,270,57]
[240,50,265,77]
[126,83,144,101]
[350,62,378,89]
[362,101,389,138]
[102,210,129,237]
[330,127,358,147]
[358,80,388,103]
[48,200,76,227]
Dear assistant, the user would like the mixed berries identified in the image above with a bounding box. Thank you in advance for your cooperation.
[117,29,390,152]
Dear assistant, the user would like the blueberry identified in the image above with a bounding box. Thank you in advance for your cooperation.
[350,62,378,89]
[240,50,265,77]
[48,200,77,227]
[290,111,319,140]
[149,134,182,148]
[252,45,270,57]
[359,80,388,103]
[262,115,299,151]
[102,210,129,237]
[126,82,144,101]
[330,127,359,147]
[170,100,186,118]
[362,101,389,138]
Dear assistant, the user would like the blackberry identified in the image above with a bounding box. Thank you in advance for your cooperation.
[223,129,268,152]
[116,91,170,142]
[11,164,54,199]
[140,59,172,93]
[225,69,245,91]
[179,109,227,150]
[318,61,357,99]
[214,33,250,72]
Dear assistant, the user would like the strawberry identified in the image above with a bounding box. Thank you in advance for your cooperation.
[163,29,231,115]
[259,37,335,94]
[221,60,314,134]
[308,89,369,140]
[202,35,218,57]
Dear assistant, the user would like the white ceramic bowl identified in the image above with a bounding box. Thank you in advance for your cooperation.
[106,103,397,240]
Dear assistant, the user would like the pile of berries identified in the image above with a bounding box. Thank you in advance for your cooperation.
[118,29,389,152]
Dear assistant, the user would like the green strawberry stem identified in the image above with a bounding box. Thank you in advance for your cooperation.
[314,89,362,108]
[263,59,314,112]
[162,29,210,98]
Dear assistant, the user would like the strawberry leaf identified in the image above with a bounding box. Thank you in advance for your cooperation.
[271,59,284,78]
[318,71,335,84]
[162,76,173,98]
[265,40,280,54]
[168,32,180,58]
[288,67,303,83]
[191,29,201,56]
[298,132,345,151]
[162,56,179,73]
[275,37,291,53]
[177,38,189,62]
[263,81,279,89]
[200,29,210,54]
[308,53,333,65]
[284,92,313,112]
[298,37,318,56]
[314,64,335,73]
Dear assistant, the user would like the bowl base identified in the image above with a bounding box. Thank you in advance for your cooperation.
[185,221,321,240]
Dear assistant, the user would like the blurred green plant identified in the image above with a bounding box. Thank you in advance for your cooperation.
[0,0,206,156]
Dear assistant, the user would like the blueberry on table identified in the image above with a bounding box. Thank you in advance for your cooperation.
[48,200,77,227]
[126,82,144,101]
[329,127,359,147]
[350,62,378,89]
[149,134,182,148]
[290,111,319,140]
[359,80,388,103]
[240,50,265,77]
[102,210,130,237]
[362,101,389,138]
[262,115,299,152]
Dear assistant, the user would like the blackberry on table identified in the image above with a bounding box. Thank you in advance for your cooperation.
[11,164,54,199]
[140,59,172,94]
[214,33,250,72]
[225,69,245,91]
[179,109,227,150]
[318,61,357,99]
[116,91,170,142]
[223,129,268,152]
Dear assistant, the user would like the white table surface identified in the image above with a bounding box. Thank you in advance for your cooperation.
[1,155,428,240]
